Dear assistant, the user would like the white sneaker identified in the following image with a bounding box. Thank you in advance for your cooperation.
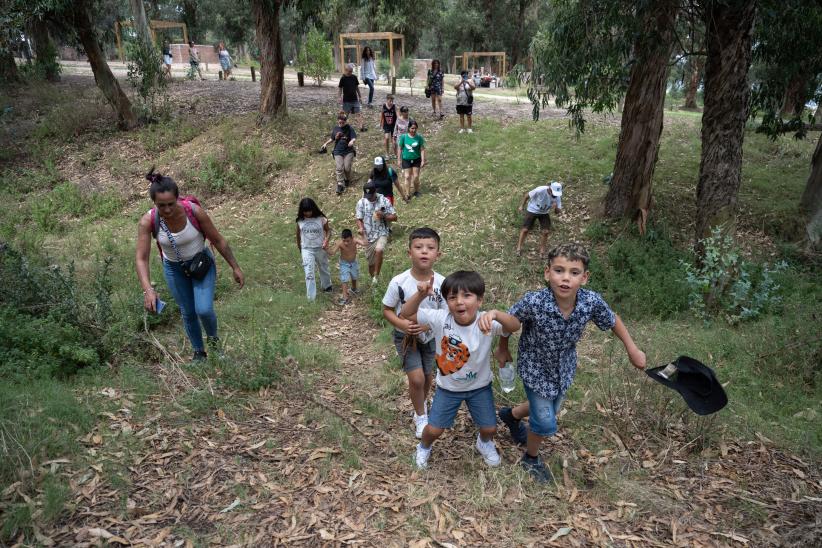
[458,128,465,134]
[371,276,378,284]
[415,443,431,469]
[414,413,428,439]
[475,434,501,467]
[467,128,474,134]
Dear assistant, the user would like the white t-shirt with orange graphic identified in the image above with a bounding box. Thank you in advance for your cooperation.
[416,309,505,392]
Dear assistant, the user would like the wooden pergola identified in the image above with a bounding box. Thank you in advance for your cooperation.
[338,32,405,76]
[115,20,189,62]
[461,51,507,76]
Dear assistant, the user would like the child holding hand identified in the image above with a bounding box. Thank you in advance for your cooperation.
[326,228,366,304]
[401,270,521,469]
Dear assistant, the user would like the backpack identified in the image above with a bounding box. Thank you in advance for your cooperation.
[149,196,207,259]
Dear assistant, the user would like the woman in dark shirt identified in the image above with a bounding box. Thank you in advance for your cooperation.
[427,59,445,119]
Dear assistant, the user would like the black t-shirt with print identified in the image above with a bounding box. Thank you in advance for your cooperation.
[339,75,360,103]
[330,124,357,156]
[382,104,396,127]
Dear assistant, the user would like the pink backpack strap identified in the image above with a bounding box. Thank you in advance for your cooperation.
[179,199,204,234]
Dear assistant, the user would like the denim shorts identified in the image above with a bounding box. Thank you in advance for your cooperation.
[524,384,564,437]
[428,383,496,429]
[339,259,359,283]
[342,101,361,114]
[393,330,435,374]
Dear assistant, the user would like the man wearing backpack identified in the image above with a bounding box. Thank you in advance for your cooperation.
[135,169,244,362]
[454,70,476,134]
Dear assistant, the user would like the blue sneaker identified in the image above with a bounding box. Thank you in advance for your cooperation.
[498,407,527,445]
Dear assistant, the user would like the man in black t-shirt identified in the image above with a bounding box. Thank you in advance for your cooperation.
[338,64,367,132]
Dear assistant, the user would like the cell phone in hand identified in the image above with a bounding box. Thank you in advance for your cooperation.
[155,298,166,315]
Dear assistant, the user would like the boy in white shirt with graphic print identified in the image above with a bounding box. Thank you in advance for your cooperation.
[401,270,521,469]
[382,228,446,439]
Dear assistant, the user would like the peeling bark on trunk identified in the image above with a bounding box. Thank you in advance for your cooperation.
[73,0,137,129]
[604,0,678,224]
[0,47,19,84]
[252,0,287,119]
[684,57,702,109]
[801,133,822,249]
[694,0,756,252]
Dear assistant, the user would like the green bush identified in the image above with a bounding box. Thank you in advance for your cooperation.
[138,118,202,153]
[0,245,137,378]
[25,182,123,233]
[397,58,416,95]
[588,227,691,319]
[189,136,293,194]
[126,38,169,123]
[682,227,788,324]
[297,27,334,86]
[377,58,392,81]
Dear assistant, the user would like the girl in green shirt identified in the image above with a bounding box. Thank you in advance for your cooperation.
[397,120,426,199]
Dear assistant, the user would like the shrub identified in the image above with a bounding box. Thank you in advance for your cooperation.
[0,245,136,379]
[588,227,691,319]
[297,27,334,86]
[681,227,788,324]
[377,58,392,81]
[189,136,293,194]
[126,39,169,123]
[397,58,416,95]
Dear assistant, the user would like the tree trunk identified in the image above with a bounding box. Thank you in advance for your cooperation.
[73,0,137,129]
[182,0,199,42]
[694,0,756,252]
[31,17,60,82]
[604,0,678,224]
[129,0,155,52]
[683,56,702,109]
[0,47,20,83]
[252,0,286,118]
[780,72,808,118]
[800,132,822,249]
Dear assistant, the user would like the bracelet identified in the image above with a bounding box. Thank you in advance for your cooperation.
[143,288,156,294]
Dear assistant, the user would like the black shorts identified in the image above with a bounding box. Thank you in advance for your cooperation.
[522,211,551,231]
[402,158,422,169]
[456,104,473,115]
[383,124,395,135]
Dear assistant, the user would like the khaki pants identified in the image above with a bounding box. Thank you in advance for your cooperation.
[334,152,355,185]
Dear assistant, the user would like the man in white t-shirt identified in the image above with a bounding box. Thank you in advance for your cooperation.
[515,184,553,257]
[400,270,521,470]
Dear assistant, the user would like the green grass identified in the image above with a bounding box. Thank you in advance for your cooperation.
[0,79,819,540]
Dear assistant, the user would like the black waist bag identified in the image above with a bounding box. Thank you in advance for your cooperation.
[184,250,213,280]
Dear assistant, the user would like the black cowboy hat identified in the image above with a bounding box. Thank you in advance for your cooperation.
[645,356,727,416]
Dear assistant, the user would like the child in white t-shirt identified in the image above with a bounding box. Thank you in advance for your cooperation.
[516,184,554,257]
[401,270,521,469]
[382,228,446,439]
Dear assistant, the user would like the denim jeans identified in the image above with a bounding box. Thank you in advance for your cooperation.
[363,77,375,105]
[162,252,218,352]
[301,247,331,301]
[524,384,565,437]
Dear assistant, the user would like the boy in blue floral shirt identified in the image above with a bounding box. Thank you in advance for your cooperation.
[495,243,646,483]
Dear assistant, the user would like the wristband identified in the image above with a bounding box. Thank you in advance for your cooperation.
[143,288,156,294]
